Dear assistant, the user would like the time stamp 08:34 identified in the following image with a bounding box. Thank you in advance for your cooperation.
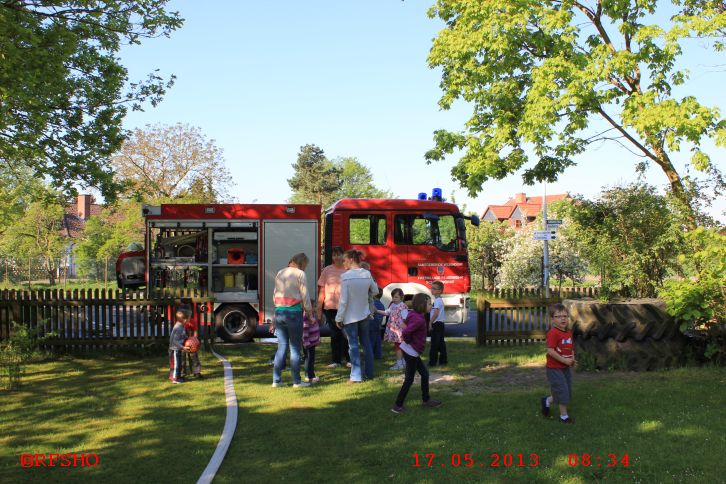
[411,452,631,470]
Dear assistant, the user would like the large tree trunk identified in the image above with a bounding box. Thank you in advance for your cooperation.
[651,145,696,229]
[597,109,697,229]
[45,258,55,285]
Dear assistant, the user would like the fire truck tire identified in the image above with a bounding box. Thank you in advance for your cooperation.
[215,305,257,342]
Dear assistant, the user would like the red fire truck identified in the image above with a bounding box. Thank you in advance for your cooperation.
[118,191,479,342]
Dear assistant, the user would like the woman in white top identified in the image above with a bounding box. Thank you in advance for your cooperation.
[335,249,378,383]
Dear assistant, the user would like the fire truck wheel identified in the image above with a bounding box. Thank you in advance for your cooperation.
[215,305,258,342]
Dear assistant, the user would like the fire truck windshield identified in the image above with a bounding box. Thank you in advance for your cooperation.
[394,214,459,251]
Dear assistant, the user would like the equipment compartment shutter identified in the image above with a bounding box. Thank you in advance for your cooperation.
[262,221,319,322]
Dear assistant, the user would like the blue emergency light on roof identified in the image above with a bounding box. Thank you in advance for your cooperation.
[431,188,443,201]
[418,192,428,200]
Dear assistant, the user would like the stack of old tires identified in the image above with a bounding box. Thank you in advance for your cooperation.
[565,299,686,371]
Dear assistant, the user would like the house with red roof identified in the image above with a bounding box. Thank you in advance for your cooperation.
[60,194,102,277]
[481,192,569,229]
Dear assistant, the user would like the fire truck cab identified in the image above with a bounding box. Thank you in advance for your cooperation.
[325,197,478,324]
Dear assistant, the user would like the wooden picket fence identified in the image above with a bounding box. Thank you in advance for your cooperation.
[476,287,600,345]
[481,287,600,300]
[0,288,215,351]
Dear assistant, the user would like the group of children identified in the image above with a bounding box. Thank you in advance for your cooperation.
[167,286,576,423]
[380,281,447,370]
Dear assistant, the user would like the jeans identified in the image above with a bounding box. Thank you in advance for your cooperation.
[169,349,183,381]
[304,346,316,379]
[368,318,382,359]
[273,310,304,385]
[342,319,374,381]
[184,350,202,376]
[429,321,447,365]
[325,309,349,364]
[395,352,430,407]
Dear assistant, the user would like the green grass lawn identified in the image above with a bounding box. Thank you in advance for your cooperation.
[1,340,725,483]
[0,352,225,483]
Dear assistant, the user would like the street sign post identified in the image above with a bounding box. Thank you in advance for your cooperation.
[534,230,557,240]
[546,219,563,230]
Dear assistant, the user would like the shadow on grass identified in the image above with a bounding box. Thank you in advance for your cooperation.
[212,342,726,484]
[0,352,226,484]
[1,341,725,483]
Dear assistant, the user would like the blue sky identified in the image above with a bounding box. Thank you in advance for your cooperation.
[118,0,725,221]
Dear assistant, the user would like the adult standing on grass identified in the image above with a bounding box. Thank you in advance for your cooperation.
[317,246,350,369]
[270,253,313,388]
[360,262,383,360]
[335,249,378,383]
[541,303,576,423]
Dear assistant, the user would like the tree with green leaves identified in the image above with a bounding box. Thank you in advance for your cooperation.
[335,157,393,199]
[75,199,145,284]
[288,144,343,207]
[659,227,725,333]
[426,0,725,226]
[110,123,231,202]
[0,198,67,285]
[0,164,45,236]
[0,1,183,201]
[564,183,684,297]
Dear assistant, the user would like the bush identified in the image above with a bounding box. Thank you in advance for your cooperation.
[0,322,53,390]
[660,228,726,364]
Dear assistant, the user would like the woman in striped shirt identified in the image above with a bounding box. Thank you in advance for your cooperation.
[270,253,313,388]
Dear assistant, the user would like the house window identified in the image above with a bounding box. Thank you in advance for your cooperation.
[515,219,522,228]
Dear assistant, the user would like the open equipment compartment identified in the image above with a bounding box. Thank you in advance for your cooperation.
[210,223,259,301]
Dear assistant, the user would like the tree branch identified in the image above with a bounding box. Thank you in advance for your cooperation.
[596,107,661,163]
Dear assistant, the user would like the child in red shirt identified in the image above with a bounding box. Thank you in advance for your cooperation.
[182,304,203,379]
[541,303,575,423]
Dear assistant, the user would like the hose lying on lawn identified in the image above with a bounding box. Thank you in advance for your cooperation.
[196,345,237,484]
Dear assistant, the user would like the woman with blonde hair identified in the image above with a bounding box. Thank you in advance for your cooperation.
[270,253,313,388]
[335,249,378,383]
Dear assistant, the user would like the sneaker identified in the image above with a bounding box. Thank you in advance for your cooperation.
[541,397,550,417]
[307,376,320,383]
[391,405,406,414]
[271,381,285,387]
[346,379,362,385]
[422,399,443,408]
[326,363,341,369]
[172,379,185,384]
[293,381,311,388]
[560,416,575,424]
[346,362,352,368]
